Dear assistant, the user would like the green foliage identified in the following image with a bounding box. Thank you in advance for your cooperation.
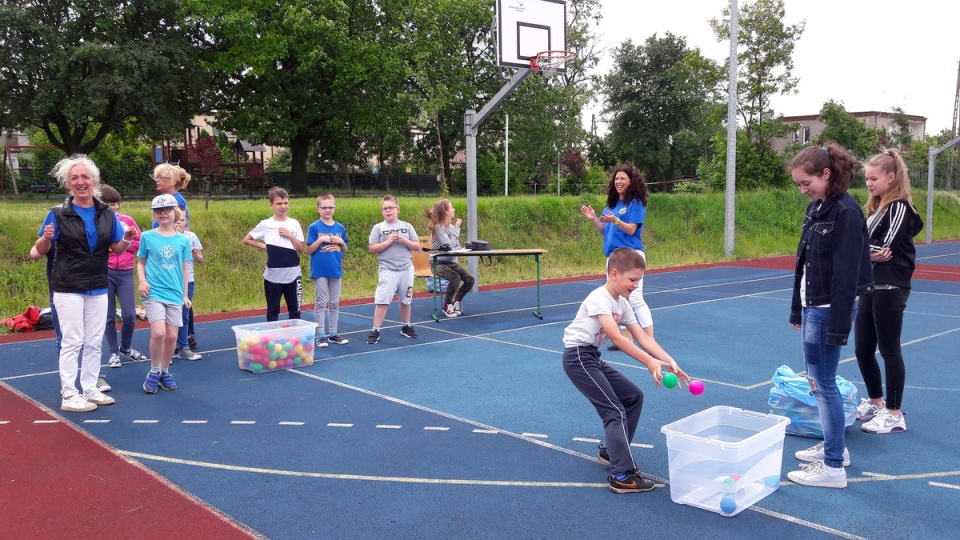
[0,0,203,154]
[700,130,791,190]
[815,100,881,158]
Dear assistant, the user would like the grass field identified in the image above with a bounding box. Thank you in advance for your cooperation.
[3,189,959,325]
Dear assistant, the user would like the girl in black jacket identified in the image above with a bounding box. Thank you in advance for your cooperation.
[855,148,923,434]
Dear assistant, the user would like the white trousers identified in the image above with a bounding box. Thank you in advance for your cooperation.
[53,292,107,397]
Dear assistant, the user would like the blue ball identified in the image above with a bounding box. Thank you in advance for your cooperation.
[763,475,780,489]
[720,494,737,515]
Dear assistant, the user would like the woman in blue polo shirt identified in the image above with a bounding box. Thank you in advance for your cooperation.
[580,164,654,346]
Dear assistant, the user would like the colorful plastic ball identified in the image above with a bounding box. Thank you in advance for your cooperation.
[283,323,290,328]
[729,473,742,481]
[763,475,780,489]
[272,343,282,353]
[238,341,249,352]
[295,344,304,354]
[255,327,262,331]
[283,342,292,351]
[689,380,705,395]
[662,372,678,388]
[268,360,278,370]
[278,350,288,359]
[719,494,737,515]
[290,337,300,346]
[303,343,313,353]
[293,357,302,366]
[721,477,736,493]
[269,351,278,361]
[251,363,263,373]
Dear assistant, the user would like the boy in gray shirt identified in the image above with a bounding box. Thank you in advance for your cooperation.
[366,195,422,344]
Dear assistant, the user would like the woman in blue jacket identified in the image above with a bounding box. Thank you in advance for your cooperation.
[786,143,873,489]
[854,148,923,434]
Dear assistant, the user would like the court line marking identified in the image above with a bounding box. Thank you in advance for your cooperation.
[930,481,960,490]
[118,450,610,488]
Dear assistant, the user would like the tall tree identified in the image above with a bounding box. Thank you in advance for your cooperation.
[601,33,696,182]
[0,0,203,155]
[187,0,412,194]
[710,0,804,147]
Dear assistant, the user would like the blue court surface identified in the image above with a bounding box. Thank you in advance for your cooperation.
[3,242,960,539]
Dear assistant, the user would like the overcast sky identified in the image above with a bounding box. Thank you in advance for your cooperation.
[585,0,960,136]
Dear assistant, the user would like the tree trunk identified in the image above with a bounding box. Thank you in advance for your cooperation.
[289,133,310,195]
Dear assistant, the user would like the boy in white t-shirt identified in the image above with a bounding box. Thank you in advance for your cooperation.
[562,248,689,494]
[366,195,421,344]
[243,187,306,322]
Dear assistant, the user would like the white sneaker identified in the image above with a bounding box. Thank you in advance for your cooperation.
[861,408,907,434]
[83,389,115,405]
[452,300,462,315]
[787,460,847,488]
[61,394,97,413]
[123,348,149,363]
[96,376,112,393]
[108,353,122,368]
[443,303,459,318]
[856,398,883,421]
[795,441,850,467]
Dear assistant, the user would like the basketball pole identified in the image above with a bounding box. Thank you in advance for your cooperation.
[464,68,532,283]
[723,0,739,258]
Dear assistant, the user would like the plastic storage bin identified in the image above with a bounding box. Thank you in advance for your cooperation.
[232,319,318,373]
[660,406,789,517]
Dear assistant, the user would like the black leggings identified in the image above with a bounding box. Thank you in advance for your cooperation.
[854,288,910,410]
[435,262,475,304]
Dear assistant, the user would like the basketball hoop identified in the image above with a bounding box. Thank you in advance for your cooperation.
[530,50,576,77]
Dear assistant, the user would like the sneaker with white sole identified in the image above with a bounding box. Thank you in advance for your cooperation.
[795,441,850,467]
[787,460,847,488]
[400,325,417,339]
[96,376,112,393]
[143,371,160,394]
[856,398,883,421]
[178,348,202,361]
[61,394,97,413]
[861,408,906,434]
[157,372,177,391]
[443,303,458,318]
[598,444,610,466]
[328,335,349,345]
[367,329,381,344]
[108,353,122,368]
[452,300,462,315]
[123,348,149,363]
[83,389,115,405]
[315,336,329,348]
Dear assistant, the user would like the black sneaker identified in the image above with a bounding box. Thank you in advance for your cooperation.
[598,444,610,466]
[315,336,329,348]
[606,344,620,351]
[367,330,381,344]
[187,334,197,350]
[608,471,656,494]
[328,335,350,345]
[400,325,417,339]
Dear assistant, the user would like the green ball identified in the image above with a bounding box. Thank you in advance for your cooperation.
[662,372,678,388]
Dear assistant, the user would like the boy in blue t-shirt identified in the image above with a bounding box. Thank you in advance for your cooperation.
[137,194,193,394]
[306,193,350,348]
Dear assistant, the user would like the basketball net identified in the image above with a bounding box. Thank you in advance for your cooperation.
[531,50,576,77]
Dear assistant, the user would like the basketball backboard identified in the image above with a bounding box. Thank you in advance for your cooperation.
[496,0,568,71]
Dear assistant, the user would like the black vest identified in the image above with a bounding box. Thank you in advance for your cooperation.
[50,197,114,293]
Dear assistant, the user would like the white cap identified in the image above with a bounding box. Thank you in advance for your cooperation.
[151,194,178,209]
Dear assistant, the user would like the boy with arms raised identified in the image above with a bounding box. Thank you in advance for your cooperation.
[562,247,689,493]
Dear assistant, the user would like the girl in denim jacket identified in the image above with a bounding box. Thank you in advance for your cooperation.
[786,143,873,489]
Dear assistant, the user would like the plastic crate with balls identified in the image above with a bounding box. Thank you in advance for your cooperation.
[232,319,318,373]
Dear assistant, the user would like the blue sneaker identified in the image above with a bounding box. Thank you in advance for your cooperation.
[158,372,177,391]
[143,371,160,394]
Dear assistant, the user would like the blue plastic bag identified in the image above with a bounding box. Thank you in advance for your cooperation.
[425,277,449,293]
[768,365,858,438]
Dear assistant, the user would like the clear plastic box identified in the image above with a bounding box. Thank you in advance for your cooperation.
[660,406,789,517]
[231,319,318,373]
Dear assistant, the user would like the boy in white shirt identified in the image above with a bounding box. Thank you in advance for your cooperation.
[243,187,306,321]
[562,247,689,494]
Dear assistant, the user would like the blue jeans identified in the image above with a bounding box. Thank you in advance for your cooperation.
[801,307,851,468]
[177,282,196,349]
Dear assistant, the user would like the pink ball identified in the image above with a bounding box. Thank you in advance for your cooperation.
[689,380,705,395]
